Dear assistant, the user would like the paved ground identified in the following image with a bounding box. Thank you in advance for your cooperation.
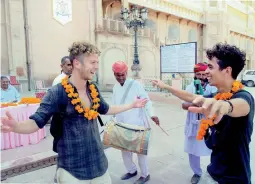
[1,87,255,184]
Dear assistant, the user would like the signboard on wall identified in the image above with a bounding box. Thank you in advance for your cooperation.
[53,0,72,25]
[160,42,197,73]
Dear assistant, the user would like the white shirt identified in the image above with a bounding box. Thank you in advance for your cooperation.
[1,85,21,103]
[52,72,67,86]
[184,82,217,137]
[112,78,154,127]
[185,82,218,97]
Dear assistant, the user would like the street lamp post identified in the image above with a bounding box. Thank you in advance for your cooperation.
[120,5,148,78]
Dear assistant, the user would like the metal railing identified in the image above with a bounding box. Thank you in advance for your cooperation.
[98,18,161,48]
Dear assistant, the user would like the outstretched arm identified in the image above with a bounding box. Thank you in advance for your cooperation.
[1,112,39,134]
[182,103,194,110]
[106,98,147,115]
[1,88,59,134]
[152,80,198,103]
[188,91,253,124]
[106,104,133,115]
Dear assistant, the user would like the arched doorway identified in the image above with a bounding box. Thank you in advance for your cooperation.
[100,48,126,85]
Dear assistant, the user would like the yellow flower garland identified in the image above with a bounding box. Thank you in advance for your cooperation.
[196,81,244,140]
[61,77,100,120]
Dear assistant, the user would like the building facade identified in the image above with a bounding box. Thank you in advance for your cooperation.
[1,0,255,90]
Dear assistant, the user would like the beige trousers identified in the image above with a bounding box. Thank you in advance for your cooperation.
[122,151,149,178]
[56,168,112,184]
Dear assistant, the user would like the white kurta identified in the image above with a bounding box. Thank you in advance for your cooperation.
[112,78,152,177]
[184,82,217,156]
[112,78,153,128]
[52,72,67,86]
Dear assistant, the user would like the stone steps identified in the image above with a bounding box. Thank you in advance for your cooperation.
[1,151,57,181]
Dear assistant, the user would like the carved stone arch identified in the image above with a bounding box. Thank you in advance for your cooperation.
[101,43,128,60]
[100,43,128,85]
[103,0,121,18]
[103,0,120,8]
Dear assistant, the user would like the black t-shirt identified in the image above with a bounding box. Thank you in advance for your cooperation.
[205,90,254,184]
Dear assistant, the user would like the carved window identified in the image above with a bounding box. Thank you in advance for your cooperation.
[188,29,197,42]
[168,24,180,40]
[145,20,156,33]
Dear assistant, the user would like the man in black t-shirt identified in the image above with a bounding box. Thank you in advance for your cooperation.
[188,43,254,184]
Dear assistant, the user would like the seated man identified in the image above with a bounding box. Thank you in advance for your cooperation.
[1,76,21,103]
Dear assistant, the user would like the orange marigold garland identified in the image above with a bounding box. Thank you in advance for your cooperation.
[61,76,100,120]
[19,97,41,104]
[0,97,41,108]
[196,81,243,140]
[0,103,18,108]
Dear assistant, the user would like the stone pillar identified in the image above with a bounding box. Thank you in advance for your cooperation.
[88,0,96,44]
[202,0,228,60]
[7,0,27,77]
[1,0,12,74]
[95,0,103,29]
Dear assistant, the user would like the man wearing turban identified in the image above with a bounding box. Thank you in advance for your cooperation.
[193,62,209,88]
[182,62,217,184]
[112,61,160,184]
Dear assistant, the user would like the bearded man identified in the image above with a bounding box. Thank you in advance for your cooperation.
[182,63,217,184]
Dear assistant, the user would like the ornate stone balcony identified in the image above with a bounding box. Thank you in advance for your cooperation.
[128,0,205,24]
[95,18,162,48]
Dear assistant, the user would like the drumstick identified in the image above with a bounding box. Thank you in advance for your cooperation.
[158,125,169,136]
[137,96,169,136]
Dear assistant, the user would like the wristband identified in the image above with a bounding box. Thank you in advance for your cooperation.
[225,100,233,114]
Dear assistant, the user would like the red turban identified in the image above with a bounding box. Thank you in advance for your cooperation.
[112,61,128,73]
[194,63,208,73]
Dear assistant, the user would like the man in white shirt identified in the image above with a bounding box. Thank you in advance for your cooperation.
[112,61,160,184]
[52,56,72,183]
[52,56,72,86]
[1,76,21,102]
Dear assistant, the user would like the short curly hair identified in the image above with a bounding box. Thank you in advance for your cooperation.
[68,41,101,63]
[206,43,246,79]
